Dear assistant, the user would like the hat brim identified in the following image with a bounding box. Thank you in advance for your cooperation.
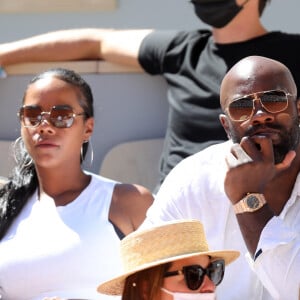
[97,249,239,296]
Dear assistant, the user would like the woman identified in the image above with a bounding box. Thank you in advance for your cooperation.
[0,68,153,300]
[98,219,240,300]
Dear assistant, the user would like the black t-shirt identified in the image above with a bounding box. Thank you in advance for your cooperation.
[138,30,300,185]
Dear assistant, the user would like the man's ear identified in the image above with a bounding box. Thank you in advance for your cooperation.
[219,113,231,140]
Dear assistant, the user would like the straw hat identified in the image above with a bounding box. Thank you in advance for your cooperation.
[97,219,240,295]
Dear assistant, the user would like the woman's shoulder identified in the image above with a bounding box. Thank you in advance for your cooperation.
[110,183,154,234]
[86,171,153,200]
[85,171,154,233]
[112,183,154,213]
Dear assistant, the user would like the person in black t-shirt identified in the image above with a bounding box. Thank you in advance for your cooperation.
[0,0,299,190]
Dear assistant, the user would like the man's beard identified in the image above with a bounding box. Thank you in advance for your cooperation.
[231,118,300,164]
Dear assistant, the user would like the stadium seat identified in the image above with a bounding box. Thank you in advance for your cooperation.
[100,138,164,192]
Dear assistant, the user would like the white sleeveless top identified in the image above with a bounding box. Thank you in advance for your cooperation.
[0,173,122,300]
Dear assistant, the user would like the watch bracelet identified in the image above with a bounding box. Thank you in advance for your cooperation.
[234,193,267,214]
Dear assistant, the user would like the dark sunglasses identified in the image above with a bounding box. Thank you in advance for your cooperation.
[18,105,86,128]
[164,259,225,291]
[226,90,294,122]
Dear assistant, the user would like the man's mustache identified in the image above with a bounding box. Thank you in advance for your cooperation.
[245,124,284,137]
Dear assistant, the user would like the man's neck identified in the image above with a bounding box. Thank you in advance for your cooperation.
[212,23,268,44]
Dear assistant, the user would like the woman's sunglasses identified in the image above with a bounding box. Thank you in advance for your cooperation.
[226,90,294,122]
[18,105,86,128]
[164,259,225,291]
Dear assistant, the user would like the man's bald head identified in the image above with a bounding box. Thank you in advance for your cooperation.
[220,56,297,111]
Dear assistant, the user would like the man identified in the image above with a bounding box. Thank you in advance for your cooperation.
[143,55,300,299]
[0,0,299,189]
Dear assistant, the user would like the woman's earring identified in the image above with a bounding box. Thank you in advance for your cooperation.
[13,136,33,168]
[81,139,94,166]
[88,139,94,166]
[80,141,87,163]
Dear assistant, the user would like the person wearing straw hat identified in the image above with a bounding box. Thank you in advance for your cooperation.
[97,220,240,300]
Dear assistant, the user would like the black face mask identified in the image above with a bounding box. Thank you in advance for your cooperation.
[191,0,246,28]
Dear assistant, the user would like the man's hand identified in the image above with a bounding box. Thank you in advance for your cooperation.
[225,136,295,204]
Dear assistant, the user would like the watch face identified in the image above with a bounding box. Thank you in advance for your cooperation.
[246,195,259,209]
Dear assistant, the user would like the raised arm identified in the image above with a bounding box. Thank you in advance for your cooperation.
[224,137,299,299]
[224,137,295,255]
[0,28,153,68]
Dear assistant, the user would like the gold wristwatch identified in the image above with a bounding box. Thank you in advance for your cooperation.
[234,193,266,214]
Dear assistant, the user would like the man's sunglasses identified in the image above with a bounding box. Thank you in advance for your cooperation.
[226,90,295,122]
[18,105,86,128]
[164,259,225,291]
